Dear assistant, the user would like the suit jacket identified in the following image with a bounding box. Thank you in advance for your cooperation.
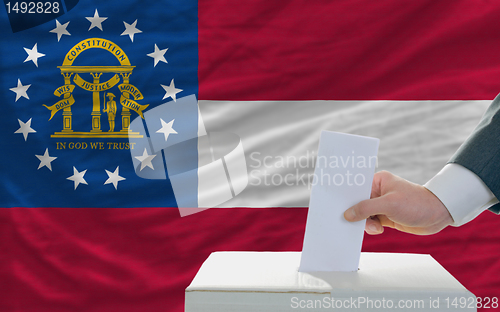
[449,94,500,214]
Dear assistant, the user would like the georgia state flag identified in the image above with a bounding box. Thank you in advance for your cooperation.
[1,0,200,209]
[1,1,499,311]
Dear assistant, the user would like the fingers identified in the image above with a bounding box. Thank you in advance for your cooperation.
[370,173,382,199]
[365,216,384,235]
[376,214,396,229]
[344,195,394,222]
[370,170,392,199]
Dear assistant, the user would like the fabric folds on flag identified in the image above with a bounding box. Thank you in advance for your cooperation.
[1,1,500,312]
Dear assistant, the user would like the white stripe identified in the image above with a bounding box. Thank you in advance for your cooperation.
[199,100,490,208]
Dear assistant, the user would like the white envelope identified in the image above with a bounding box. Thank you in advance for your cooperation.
[299,131,379,272]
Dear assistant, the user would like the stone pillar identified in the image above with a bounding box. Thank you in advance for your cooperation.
[121,108,131,132]
[62,72,74,132]
[90,72,102,132]
[120,72,132,132]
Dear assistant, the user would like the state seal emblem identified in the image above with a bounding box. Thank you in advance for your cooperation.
[43,37,147,138]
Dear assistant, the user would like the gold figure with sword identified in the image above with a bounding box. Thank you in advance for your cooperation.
[103,92,117,132]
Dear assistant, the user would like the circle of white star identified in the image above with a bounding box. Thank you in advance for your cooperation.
[147,44,168,67]
[86,9,108,31]
[135,148,156,171]
[10,79,30,102]
[104,166,126,190]
[50,19,71,42]
[13,10,188,194]
[156,118,178,142]
[23,43,45,67]
[15,118,36,141]
[161,79,182,101]
[35,148,57,171]
[121,19,142,42]
[67,167,88,190]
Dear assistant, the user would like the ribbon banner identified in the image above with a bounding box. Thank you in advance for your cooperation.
[120,95,149,118]
[119,83,143,100]
[54,84,75,97]
[43,85,76,120]
[74,74,120,92]
[119,83,148,118]
[43,95,76,120]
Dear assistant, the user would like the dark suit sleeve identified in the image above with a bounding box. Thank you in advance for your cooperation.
[449,94,500,214]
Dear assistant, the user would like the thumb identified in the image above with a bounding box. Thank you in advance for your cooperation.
[344,196,393,222]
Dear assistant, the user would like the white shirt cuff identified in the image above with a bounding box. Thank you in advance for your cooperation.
[424,163,499,226]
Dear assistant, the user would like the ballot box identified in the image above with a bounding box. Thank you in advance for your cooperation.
[185,252,476,312]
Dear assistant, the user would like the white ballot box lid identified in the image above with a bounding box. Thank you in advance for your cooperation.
[185,252,476,312]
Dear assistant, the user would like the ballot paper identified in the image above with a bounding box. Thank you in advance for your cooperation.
[299,131,379,272]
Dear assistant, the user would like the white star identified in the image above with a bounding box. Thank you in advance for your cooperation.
[86,9,107,31]
[67,167,88,190]
[14,118,36,141]
[121,19,142,42]
[156,118,178,142]
[49,19,70,42]
[104,166,126,190]
[161,79,182,101]
[35,148,57,171]
[10,79,30,102]
[135,148,156,171]
[23,43,45,67]
[147,44,168,67]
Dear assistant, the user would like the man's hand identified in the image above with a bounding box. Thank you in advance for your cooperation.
[344,171,454,235]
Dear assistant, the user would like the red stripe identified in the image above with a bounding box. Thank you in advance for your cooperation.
[199,0,500,100]
[2,208,499,311]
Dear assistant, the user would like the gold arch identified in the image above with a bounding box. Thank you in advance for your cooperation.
[63,38,131,66]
